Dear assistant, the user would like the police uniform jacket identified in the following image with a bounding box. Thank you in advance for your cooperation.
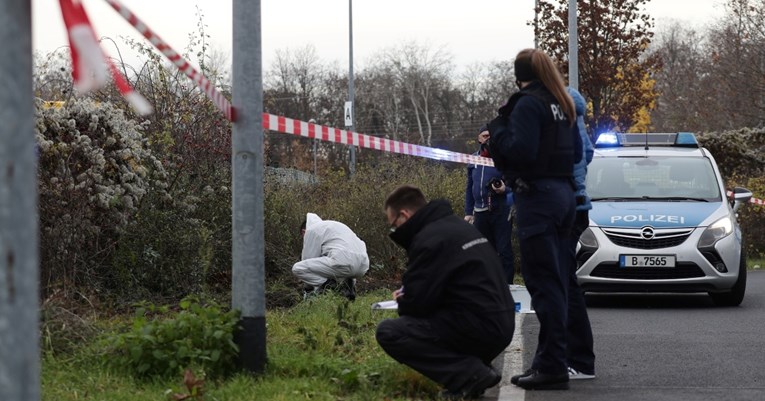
[389,199,515,342]
[488,81,581,182]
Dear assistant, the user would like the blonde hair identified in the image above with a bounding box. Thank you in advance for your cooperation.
[515,48,575,126]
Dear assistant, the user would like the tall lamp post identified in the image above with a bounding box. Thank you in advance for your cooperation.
[0,1,40,400]
[347,0,356,176]
[534,0,539,49]
[232,0,266,374]
[568,0,579,90]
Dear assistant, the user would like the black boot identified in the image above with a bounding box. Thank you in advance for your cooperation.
[515,370,569,390]
[318,278,338,293]
[342,278,356,301]
[510,368,535,385]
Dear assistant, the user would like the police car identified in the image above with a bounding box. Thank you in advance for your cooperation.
[576,132,753,306]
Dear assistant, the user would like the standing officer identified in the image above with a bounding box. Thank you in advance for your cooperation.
[564,86,596,380]
[464,124,515,282]
[487,48,582,390]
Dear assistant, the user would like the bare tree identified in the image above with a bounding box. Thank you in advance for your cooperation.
[355,64,407,140]
[649,22,711,132]
[458,60,518,130]
[381,42,454,146]
[704,0,765,128]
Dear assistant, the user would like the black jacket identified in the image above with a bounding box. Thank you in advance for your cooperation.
[488,81,581,180]
[389,199,515,340]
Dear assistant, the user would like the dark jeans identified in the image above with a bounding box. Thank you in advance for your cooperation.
[474,201,515,282]
[567,209,596,374]
[376,315,511,392]
[514,178,575,375]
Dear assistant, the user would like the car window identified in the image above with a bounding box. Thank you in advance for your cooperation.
[587,156,721,200]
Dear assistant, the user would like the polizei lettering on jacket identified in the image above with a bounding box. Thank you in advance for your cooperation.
[550,104,567,121]
[462,237,489,250]
[611,214,686,224]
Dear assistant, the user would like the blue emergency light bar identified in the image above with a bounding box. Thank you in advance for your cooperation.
[594,132,699,148]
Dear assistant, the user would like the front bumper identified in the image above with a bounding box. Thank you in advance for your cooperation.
[576,225,741,293]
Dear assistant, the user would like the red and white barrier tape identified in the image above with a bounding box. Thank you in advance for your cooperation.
[102,0,235,121]
[64,1,765,205]
[59,0,152,115]
[262,115,765,204]
[262,113,494,167]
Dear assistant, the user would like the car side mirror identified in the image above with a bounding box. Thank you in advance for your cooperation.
[732,187,752,213]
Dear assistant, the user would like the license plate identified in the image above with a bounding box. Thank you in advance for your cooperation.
[620,255,675,268]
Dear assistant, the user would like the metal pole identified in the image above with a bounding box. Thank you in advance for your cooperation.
[534,0,539,49]
[568,0,579,90]
[309,119,317,178]
[348,0,356,176]
[0,0,40,400]
[232,0,266,374]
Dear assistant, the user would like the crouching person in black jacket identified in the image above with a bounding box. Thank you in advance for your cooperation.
[376,184,516,400]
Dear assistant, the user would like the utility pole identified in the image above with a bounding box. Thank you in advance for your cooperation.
[534,0,539,49]
[309,119,317,178]
[568,0,579,89]
[347,0,356,176]
[0,1,40,400]
[231,0,266,374]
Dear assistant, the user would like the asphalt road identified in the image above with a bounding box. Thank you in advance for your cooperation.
[494,269,765,401]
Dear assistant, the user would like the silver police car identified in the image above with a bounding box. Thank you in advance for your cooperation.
[576,132,753,306]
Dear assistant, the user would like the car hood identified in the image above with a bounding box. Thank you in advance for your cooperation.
[590,202,723,228]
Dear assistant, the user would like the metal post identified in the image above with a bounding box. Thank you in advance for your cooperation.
[534,0,539,49]
[309,119,317,178]
[568,0,579,90]
[0,0,40,400]
[232,0,266,374]
[348,0,356,176]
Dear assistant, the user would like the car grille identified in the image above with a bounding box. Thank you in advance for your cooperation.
[590,262,705,280]
[602,227,694,250]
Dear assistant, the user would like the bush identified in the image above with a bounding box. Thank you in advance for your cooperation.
[101,296,240,379]
[35,98,170,296]
[111,182,233,301]
[263,156,466,297]
[698,129,765,257]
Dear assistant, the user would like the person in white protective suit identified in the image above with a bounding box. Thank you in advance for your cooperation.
[293,213,370,301]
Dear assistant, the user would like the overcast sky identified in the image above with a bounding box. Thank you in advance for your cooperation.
[33,0,726,72]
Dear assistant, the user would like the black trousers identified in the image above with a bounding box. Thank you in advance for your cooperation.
[567,209,596,374]
[514,178,575,375]
[376,315,511,392]
[474,201,515,282]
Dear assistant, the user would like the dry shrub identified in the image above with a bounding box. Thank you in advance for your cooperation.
[263,156,466,296]
[36,98,170,296]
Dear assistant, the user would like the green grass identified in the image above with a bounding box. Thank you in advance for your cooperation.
[749,256,764,270]
[42,290,440,401]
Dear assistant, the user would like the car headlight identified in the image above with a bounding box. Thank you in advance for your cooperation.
[579,227,599,249]
[697,217,733,248]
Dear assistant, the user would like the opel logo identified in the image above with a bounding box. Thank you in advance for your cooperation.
[641,226,655,240]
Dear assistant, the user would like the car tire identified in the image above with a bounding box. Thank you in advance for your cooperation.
[709,251,747,307]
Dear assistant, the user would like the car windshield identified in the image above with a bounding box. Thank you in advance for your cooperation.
[587,156,722,201]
